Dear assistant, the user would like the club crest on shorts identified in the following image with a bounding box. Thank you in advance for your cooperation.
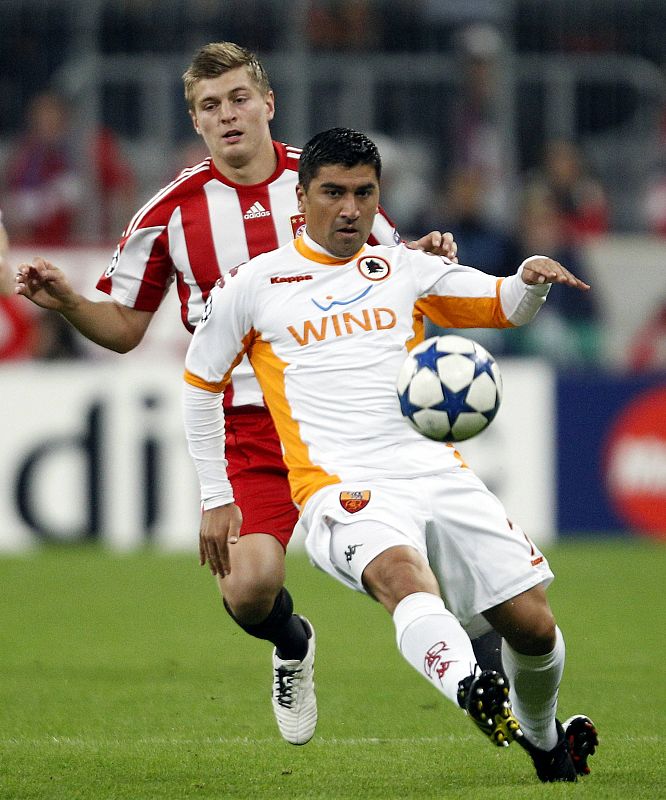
[339,490,371,513]
[357,255,390,281]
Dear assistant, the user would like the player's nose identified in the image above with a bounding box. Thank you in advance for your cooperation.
[219,102,237,123]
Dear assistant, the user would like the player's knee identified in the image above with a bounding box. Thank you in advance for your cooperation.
[507,612,557,656]
[362,546,439,613]
[221,572,282,625]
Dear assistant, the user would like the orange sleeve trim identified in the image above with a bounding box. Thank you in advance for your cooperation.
[183,369,226,393]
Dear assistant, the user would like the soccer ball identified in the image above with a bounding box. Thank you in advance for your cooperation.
[396,335,503,442]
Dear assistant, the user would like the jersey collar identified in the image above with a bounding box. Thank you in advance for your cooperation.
[294,231,366,265]
[208,141,287,189]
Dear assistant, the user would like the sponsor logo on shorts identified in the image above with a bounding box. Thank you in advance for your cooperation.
[339,490,371,513]
[424,641,458,683]
[520,528,544,567]
[344,543,363,564]
[357,255,391,281]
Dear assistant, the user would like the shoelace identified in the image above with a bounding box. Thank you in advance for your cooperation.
[275,665,302,708]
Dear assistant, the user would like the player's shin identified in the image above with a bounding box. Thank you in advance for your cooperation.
[393,591,476,705]
[501,626,565,751]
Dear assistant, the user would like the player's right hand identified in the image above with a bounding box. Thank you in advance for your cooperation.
[15,257,78,310]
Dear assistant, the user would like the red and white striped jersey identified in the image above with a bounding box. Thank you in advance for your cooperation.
[97,141,400,410]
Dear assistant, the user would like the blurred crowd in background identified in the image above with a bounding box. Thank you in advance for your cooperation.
[0,0,665,371]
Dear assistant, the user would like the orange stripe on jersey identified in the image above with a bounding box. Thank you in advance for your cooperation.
[408,307,426,351]
[249,336,341,507]
[416,279,513,329]
[294,236,366,265]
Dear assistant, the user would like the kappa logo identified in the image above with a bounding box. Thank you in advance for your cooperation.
[270,274,314,285]
[339,490,371,513]
[243,201,271,220]
[357,255,390,281]
[344,543,363,564]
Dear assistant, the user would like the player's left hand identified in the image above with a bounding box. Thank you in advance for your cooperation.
[520,255,591,291]
[406,231,458,262]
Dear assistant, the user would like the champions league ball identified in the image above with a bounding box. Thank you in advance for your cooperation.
[397,335,503,442]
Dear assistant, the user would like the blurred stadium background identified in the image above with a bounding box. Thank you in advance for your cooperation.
[0,0,665,550]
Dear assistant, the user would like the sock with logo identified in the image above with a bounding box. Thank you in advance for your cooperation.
[501,626,565,751]
[393,592,477,705]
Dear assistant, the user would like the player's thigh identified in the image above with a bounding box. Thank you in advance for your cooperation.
[303,479,429,595]
[426,469,553,637]
[225,411,298,546]
[361,542,441,613]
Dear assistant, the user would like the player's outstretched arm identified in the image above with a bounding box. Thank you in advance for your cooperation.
[406,230,459,262]
[15,256,154,352]
[199,503,243,577]
[520,255,591,291]
[0,220,11,296]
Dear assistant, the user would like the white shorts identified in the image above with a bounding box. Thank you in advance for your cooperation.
[302,468,554,638]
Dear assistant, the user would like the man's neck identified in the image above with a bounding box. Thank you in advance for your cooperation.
[212,139,277,186]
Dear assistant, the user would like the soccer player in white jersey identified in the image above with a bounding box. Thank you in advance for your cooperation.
[14,42,477,747]
[182,127,599,782]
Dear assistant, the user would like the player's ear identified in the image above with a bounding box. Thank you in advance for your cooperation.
[296,184,306,213]
[190,110,201,136]
[265,90,275,122]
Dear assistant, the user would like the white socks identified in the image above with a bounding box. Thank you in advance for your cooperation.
[502,626,566,751]
[393,592,476,705]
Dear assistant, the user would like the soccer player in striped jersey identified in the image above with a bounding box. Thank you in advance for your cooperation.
[182,127,598,781]
[0,211,11,295]
[15,42,468,746]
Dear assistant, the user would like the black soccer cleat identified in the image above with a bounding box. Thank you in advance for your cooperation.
[457,669,523,747]
[516,719,578,782]
[563,714,598,776]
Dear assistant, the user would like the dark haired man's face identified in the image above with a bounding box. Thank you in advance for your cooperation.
[296,164,379,258]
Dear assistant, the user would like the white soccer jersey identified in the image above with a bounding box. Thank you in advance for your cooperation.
[97,142,399,409]
[184,233,549,510]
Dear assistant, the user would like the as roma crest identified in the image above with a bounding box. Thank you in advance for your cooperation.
[357,256,390,281]
[339,490,371,513]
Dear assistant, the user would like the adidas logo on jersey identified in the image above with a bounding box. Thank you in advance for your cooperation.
[243,201,271,220]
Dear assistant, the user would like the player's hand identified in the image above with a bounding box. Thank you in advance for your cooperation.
[520,255,591,291]
[406,231,458,262]
[199,503,243,577]
[15,257,80,310]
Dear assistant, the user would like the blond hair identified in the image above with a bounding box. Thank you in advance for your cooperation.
[182,42,271,110]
